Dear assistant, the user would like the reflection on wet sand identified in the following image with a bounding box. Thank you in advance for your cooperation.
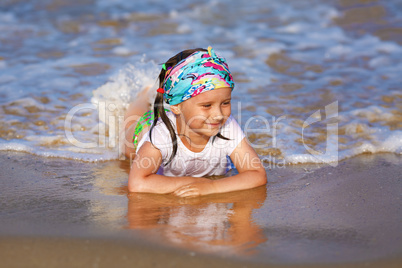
[126,186,267,257]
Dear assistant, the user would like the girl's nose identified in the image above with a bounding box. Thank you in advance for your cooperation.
[212,107,224,121]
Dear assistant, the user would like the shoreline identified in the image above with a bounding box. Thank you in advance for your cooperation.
[0,150,401,266]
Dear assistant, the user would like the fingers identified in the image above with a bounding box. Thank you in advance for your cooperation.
[176,191,198,198]
[173,185,191,195]
[173,185,200,198]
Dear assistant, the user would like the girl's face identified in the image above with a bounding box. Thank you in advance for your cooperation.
[173,87,232,140]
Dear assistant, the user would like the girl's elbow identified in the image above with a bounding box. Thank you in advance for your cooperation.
[257,169,267,186]
[128,183,141,193]
[128,182,141,193]
[128,175,146,193]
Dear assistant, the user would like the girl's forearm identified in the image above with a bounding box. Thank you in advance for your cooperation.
[211,169,267,194]
[129,174,210,194]
[129,169,267,195]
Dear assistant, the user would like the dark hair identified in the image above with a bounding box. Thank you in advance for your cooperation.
[150,48,229,165]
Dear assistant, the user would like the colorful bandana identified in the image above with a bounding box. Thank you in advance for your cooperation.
[162,46,234,105]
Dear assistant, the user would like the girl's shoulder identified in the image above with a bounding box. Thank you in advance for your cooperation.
[220,115,245,140]
[212,115,245,156]
[154,110,176,132]
[144,110,175,151]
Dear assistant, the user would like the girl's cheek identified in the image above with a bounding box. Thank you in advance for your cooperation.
[224,106,232,115]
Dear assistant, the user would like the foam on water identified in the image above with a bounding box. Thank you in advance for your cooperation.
[91,58,160,118]
[0,0,401,165]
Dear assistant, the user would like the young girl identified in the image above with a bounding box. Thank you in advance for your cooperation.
[124,47,266,197]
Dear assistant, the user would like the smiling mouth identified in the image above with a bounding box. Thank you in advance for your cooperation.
[206,122,221,128]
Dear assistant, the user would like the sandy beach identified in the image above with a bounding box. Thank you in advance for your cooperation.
[0,151,401,267]
[1,237,401,268]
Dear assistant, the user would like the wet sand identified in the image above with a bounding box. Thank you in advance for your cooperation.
[0,151,401,267]
[1,237,402,268]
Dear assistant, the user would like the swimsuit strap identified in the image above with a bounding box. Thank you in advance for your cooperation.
[132,109,170,151]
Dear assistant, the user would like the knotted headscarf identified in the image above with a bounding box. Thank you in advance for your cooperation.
[162,46,234,105]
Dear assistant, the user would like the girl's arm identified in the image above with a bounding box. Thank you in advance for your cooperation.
[128,142,211,193]
[173,138,267,197]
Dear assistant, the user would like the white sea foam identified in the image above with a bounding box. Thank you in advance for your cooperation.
[91,59,159,122]
[285,131,402,165]
[112,46,132,55]
[282,105,402,165]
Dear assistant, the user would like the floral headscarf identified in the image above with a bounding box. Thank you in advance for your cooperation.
[162,46,234,105]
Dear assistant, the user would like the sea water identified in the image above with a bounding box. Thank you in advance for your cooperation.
[0,0,401,165]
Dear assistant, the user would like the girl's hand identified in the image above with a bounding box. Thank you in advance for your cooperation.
[173,181,216,198]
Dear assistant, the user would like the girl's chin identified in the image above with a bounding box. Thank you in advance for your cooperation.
[202,128,221,137]
[191,128,219,137]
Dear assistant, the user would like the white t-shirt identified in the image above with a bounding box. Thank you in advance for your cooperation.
[136,111,245,177]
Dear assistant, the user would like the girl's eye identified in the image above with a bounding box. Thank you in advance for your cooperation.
[202,104,211,108]
[222,101,231,105]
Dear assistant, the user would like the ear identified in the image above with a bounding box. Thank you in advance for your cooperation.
[170,104,181,115]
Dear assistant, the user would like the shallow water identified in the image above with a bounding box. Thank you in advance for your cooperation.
[0,0,401,164]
